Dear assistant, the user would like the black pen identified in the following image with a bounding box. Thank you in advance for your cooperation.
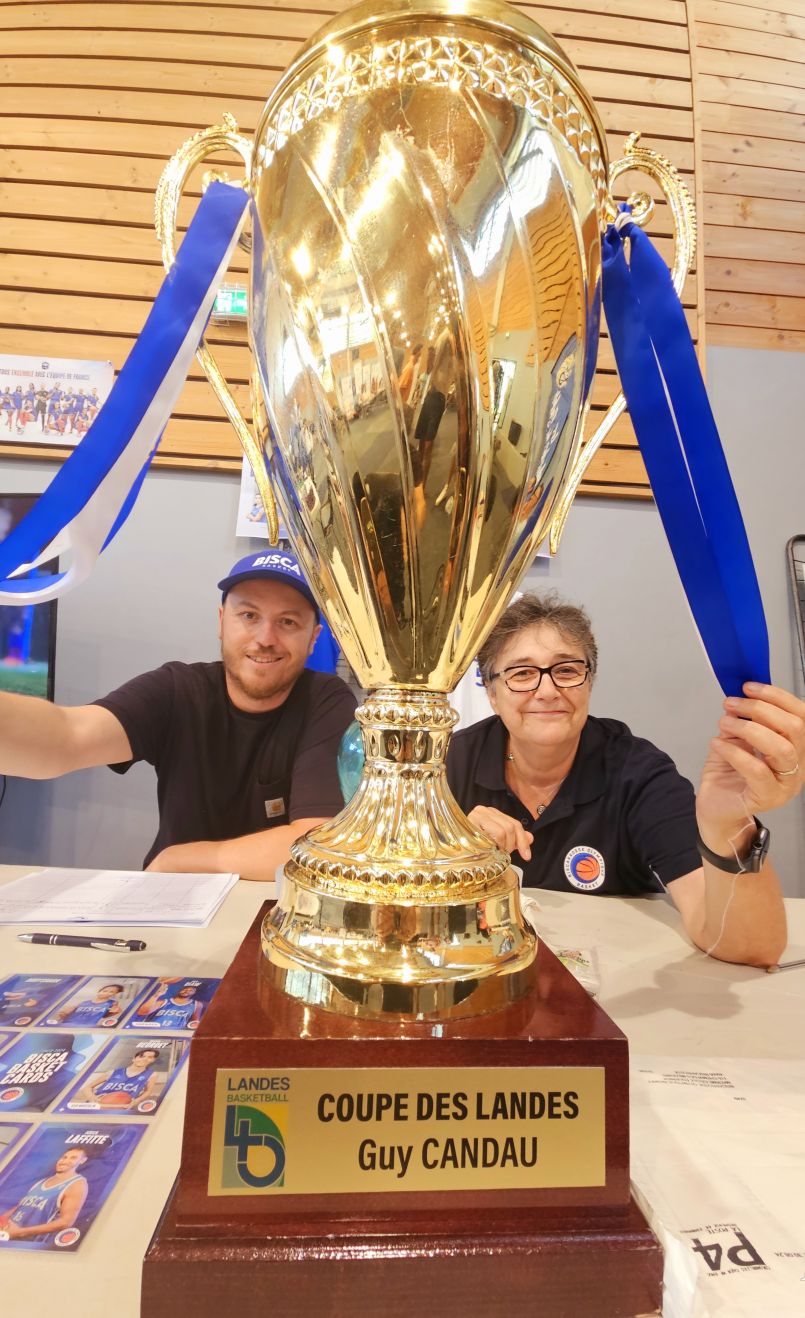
[17,933,147,952]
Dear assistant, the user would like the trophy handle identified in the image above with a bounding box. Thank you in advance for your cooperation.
[155,114,280,543]
[547,133,697,553]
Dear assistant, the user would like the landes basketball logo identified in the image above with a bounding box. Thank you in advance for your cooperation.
[564,846,606,891]
[222,1103,287,1190]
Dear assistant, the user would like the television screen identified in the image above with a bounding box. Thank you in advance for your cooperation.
[0,495,58,700]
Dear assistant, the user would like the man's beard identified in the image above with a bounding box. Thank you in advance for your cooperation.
[221,641,301,704]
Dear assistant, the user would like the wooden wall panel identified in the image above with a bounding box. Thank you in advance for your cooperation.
[0,1,701,497]
[692,0,805,349]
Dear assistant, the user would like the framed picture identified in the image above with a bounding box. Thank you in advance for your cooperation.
[0,354,113,459]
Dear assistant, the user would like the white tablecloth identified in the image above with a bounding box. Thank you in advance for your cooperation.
[1,869,803,1316]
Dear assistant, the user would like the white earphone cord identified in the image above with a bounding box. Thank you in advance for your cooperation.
[651,791,757,959]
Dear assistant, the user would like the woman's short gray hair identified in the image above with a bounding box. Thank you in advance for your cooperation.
[477,592,598,684]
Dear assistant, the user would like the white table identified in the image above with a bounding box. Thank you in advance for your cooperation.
[529,890,805,1062]
[0,869,802,1316]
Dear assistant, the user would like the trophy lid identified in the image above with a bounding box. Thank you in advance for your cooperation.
[258,0,609,175]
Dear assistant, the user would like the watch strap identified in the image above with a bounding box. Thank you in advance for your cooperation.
[696,818,770,874]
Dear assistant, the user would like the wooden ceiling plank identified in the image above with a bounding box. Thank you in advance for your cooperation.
[707,321,805,349]
[697,43,805,89]
[705,192,805,232]
[697,0,805,42]
[699,99,805,144]
[697,19,805,64]
[705,254,805,297]
[703,222,805,261]
[706,287,805,330]
[702,129,805,171]
[704,158,805,201]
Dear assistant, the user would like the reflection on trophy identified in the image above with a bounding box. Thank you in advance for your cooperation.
[157,0,693,1019]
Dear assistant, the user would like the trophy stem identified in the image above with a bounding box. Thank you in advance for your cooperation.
[261,689,538,1017]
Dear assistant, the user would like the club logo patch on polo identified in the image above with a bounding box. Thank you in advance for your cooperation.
[564,846,605,891]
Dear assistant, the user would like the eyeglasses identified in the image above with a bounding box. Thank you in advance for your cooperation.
[488,660,590,692]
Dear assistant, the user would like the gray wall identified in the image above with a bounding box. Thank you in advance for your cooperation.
[2,346,804,893]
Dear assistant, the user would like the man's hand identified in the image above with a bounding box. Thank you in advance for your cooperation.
[468,806,534,861]
[697,681,805,854]
[146,819,327,883]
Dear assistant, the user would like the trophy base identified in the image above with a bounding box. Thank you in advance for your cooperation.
[261,864,537,1018]
[142,1187,661,1318]
[142,904,662,1316]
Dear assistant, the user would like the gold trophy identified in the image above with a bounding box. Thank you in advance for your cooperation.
[156,0,694,1018]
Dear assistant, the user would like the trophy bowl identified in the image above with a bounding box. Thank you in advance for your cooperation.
[156,0,693,1017]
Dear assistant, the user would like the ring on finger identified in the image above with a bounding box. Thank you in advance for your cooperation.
[773,760,800,780]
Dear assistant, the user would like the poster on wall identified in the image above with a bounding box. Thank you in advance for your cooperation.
[235,456,288,541]
[0,355,113,449]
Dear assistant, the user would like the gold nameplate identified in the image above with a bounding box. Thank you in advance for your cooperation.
[208,1066,605,1196]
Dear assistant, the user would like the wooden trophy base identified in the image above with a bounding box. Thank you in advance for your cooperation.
[142,904,662,1317]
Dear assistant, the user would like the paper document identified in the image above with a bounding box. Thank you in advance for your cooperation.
[0,868,239,927]
[630,1055,805,1318]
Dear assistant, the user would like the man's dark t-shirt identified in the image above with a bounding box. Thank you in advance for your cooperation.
[446,714,700,895]
[94,662,357,866]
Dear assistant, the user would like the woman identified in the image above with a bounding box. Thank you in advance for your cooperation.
[446,593,804,968]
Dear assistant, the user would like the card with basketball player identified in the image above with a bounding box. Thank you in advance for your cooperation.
[0,1120,145,1251]
[122,975,221,1032]
[54,1034,189,1117]
[40,975,153,1030]
[0,973,81,1028]
[0,1122,31,1168]
[0,1031,107,1113]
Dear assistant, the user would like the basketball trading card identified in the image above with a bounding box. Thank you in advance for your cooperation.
[0,1122,31,1168]
[0,1121,145,1251]
[0,974,80,1027]
[55,1035,189,1117]
[0,1032,107,1113]
[0,1031,16,1055]
[122,976,221,1032]
[40,975,153,1030]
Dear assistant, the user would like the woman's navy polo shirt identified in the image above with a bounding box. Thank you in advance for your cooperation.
[445,714,700,894]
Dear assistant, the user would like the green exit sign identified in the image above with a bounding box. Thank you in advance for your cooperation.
[212,285,248,321]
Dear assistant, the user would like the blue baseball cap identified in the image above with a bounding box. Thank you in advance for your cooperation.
[217,550,319,619]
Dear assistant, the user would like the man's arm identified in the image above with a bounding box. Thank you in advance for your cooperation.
[0,692,132,778]
[146,817,327,882]
[76,1070,112,1103]
[134,982,170,1018]
[141,1073,162,1101]
[668,681,804,968]
[6,1178,87,1240]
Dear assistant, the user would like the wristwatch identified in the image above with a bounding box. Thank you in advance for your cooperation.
[696,818,771,873]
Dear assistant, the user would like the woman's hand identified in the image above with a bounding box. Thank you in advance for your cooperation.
[468,805,534,860]
[697,682,805,852]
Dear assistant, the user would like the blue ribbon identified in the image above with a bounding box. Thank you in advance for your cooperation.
[0,181,248,596]
[602,217,770,696]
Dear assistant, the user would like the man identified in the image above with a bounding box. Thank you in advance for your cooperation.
[446,593,804,968]
[0,1146,90,1243]
[0,550,356,881]
[75,1047,161,1111]
[135,980,203,1031]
